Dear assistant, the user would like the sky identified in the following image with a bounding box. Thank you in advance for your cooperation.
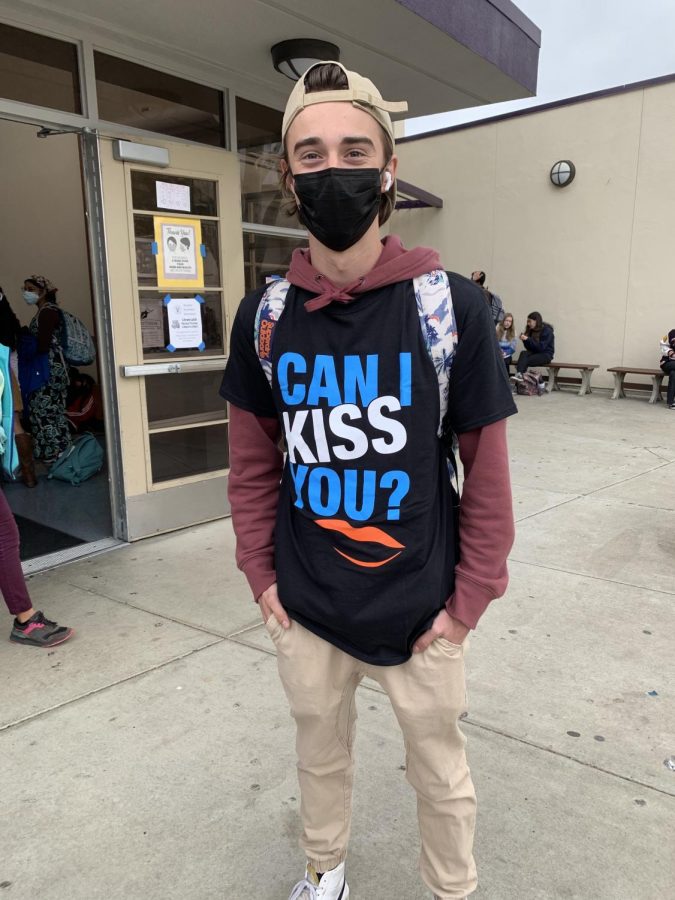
[404,0,675,135]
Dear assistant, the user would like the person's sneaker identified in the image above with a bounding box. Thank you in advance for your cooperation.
[514,372,524,381]
[288,862,349,899]
[10,611,73,647]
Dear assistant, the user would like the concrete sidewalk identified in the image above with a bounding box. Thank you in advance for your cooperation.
[1,391,674,899]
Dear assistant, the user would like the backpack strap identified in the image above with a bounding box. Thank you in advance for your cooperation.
[254,272,459,427]
[255,271,461,495]
[254,279,291,387]
[412,270,458,437]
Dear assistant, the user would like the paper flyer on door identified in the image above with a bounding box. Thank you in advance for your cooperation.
[153,215,205,290]
[164,295,205,351]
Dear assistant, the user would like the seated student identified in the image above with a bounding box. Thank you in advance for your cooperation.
[660,328,675,409]
[515,311,554,379]
[496,312,517,373]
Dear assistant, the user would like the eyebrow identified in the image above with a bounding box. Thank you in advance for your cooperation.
[292,135,377,154]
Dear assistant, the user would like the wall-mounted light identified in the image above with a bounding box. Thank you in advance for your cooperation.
[550,160,576,187]
[271,39,340,81]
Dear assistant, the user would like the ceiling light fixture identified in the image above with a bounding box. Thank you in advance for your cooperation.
[271,39,341,81]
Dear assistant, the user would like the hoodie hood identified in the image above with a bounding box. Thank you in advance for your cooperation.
[286,235,443,312]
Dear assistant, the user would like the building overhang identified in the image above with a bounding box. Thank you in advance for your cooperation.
[4,0,540,118]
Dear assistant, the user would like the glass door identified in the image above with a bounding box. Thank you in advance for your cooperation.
[99,136,244,539]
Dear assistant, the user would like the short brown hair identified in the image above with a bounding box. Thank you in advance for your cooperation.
[280,63,396,226]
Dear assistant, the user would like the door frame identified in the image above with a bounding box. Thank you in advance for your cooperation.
[96,131,244,540]
[80,128,128,540]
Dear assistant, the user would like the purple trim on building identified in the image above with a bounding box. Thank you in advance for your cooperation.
[395,0,540,94]
[398,70,675,144]
[396,179,443,209]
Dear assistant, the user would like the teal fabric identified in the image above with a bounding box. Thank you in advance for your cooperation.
[0,344,18,478]
[48,433,103,485]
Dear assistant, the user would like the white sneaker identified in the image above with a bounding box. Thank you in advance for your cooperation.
[288,862,349,899]
[514,372,524,381]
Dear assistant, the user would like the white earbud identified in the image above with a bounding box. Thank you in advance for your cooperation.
[383,171,393,191]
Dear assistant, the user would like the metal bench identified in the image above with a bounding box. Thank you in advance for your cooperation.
[607,367,664,404]
[546,363,599,397]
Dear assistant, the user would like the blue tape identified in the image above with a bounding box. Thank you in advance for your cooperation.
[163,294,172,306]
[166,343,176,353]
[200,244,207,258]
[151,241,158,255]
[197,341,205,352]
[195,294,205,304]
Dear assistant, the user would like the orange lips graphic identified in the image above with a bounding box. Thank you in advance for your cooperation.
[315,518,405,568]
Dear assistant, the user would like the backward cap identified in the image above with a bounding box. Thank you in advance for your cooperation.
[282,61,408,146]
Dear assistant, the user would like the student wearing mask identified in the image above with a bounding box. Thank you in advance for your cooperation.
[221,62,516,900]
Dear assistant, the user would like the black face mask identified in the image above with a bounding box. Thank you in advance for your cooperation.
[292,167,384,252]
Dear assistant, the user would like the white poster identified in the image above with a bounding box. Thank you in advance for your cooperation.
[162,223,198,278]
[156,181,191,212]
[165,296,204,350]
[139,298,165,349]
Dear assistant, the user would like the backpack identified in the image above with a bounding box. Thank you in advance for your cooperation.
[482,288,503,324]
[253,271,462,499]
[66,368,102,432]
[516,371,546,396]
[45,303,96,366]
[48,433,104,485]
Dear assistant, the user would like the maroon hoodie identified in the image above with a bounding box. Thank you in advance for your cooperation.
[227,236,514,630]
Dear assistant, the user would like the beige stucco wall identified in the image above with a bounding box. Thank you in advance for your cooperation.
[0,120,95,357]
[394,82,674,388]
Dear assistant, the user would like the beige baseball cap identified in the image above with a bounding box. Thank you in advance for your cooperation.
[282,61,408,146]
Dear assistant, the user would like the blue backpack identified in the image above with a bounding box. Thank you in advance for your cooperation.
[43,303,96,366]
[48,433,104,485]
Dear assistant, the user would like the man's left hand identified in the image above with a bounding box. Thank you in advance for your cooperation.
[412,609,469,654]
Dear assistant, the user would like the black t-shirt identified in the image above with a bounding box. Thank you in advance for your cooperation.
[221,272,516,664]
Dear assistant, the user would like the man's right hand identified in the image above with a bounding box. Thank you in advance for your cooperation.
[259,582,290,629]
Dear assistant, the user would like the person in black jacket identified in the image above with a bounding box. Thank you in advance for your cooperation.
[515,311,554,379]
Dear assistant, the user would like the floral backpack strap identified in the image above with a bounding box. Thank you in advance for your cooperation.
[254,278,291,386]
[413,270,460,498]
[412,270,458,436]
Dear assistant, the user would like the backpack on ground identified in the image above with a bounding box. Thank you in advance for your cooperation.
[516,371,546,396]
[46,303,96,366]
[66,368,103,432]
[48,433,104,485]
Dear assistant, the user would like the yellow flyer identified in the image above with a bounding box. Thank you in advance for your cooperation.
[153,216,205,290]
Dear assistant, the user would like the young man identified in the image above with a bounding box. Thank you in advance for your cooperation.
[221,62,516,900]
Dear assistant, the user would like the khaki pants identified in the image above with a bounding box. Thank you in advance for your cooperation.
[265,614,477,899]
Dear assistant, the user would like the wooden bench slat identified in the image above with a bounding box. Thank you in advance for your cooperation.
[607,367,662,375]
[548,363,598,369]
